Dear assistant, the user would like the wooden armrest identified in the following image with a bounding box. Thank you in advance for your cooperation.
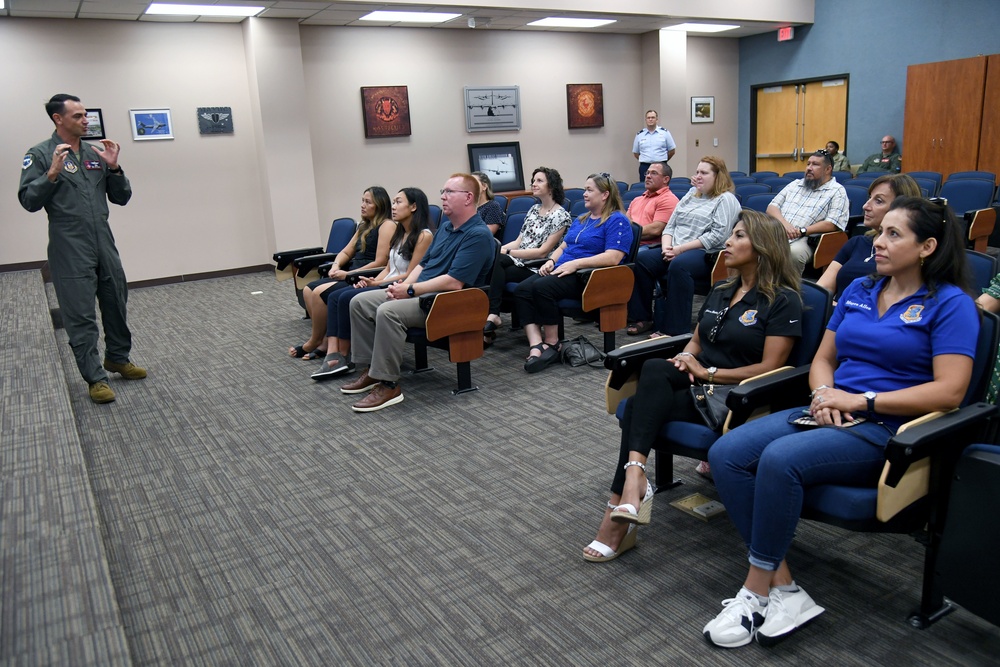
[582,265,635,333]
[709,252,729,283]
[876,403,999,522]
[424,288,489,341]
[812,231,849,270]
[603,334,691,414]
[966,208,996,253]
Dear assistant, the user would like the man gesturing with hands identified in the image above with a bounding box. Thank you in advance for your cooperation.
[19,93,146,404]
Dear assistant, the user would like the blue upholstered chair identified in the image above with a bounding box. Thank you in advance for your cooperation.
[505,195,538,216]
[273,217,357,313]
[966,249,997,292]
[742,193,774,213]
[939,179,996,216]
[907,171,942,196]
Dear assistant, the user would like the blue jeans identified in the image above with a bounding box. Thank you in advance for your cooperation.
[708,408,891,571]
[327,284,382,339]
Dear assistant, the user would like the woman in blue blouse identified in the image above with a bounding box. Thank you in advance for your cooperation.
[515,173,633,373]
[703,197,979,649]
[816,173,920,300]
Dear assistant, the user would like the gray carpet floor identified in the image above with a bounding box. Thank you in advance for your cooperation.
[5,269,999,665]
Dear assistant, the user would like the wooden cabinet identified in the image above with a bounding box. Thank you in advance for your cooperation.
[903,55,995,180]
[979,54,1000,180]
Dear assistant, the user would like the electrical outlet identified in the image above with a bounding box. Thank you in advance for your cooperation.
[695,139,700,147]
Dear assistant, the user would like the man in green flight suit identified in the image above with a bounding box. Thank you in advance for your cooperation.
[856,135,902,173]
[18,93,146,404]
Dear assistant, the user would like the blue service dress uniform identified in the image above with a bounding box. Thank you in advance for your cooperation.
[18,131,134,385]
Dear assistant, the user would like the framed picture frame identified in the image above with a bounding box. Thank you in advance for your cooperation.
[566,84,604,129]
[360,86,411,138]
[197,106,234,134]
[464,86,521,132]
[467,141,525,192]
[83,108,106,140]
[691,96,715,123]
[129,108,173,140]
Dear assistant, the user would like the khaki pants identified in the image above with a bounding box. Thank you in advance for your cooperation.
[349,289,428,382]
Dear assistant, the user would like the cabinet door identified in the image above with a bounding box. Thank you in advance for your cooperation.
[978,54,1000,183]
[904,56,987,175]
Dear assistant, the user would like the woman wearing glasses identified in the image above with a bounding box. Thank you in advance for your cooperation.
[703,198,977,648]
[583,210,802,562]
[516,172,633,373]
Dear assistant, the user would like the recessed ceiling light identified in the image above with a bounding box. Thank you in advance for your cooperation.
[359,11,461,24]
[527,17,616,29]
[146,3,264,18]
[663,23,739,33]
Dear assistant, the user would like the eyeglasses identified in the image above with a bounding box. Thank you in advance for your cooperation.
[440,189,471,196]
[707,306,729,343]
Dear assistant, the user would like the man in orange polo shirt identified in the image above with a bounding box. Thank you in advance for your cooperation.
[626,161,678,334]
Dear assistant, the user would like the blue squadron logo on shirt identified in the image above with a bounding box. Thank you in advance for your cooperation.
[900,305,924,323]
[22,154,32,170]
[739,310,758,326]
[63,159,79,174]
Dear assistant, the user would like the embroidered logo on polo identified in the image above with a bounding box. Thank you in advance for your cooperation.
[739,310,758,326]
[63,160,78,174]
[22,154,33,170]
[900,305,924,323]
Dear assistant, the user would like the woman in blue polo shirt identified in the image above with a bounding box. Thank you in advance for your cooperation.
[515,173,633,373]
[703,197,979,649]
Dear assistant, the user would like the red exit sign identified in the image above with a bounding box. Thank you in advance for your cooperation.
[777,26,795,42]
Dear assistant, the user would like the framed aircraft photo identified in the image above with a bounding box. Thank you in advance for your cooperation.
[467,141,525,191]
[464,86,521,132]
[129,108,173,141]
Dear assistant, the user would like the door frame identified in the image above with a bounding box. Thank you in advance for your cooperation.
[750,73,850,173]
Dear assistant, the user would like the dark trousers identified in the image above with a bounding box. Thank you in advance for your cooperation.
[488,254,536,315]
[638,162,651,181]
[327,284,382,339]
[514,272,583,326]
[611,359,700,494]
[629,247,710,334]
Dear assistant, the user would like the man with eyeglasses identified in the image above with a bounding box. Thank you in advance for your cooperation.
[857,135,902,173]
[767,150,850,274]
[343,173,495,412]
[632,110,676,180]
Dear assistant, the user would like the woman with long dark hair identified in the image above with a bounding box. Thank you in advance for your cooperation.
[703,197,978,649]
[311,188,433,379]
[290,186,393,359]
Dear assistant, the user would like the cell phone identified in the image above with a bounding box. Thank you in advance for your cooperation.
[790,409,866,428]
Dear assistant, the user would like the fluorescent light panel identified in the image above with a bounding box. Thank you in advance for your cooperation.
[146,3,264,18]
[664,23,739,33]
[528,17,616,28]
[360,11,460,24]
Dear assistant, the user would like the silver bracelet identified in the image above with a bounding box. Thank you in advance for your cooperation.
[810,384,830,399]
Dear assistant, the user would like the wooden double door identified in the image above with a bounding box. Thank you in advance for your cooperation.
[753,76,849,175]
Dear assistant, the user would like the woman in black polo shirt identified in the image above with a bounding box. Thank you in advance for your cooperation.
[583,210,803,562]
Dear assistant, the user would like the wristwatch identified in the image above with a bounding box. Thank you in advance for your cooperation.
[799,226,808,236]
[707,367,717,384]
[864,391,877,414]
[406,285,415,298]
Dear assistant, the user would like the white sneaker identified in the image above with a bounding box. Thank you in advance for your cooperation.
[703,587,767,648]
[756,586,825,646]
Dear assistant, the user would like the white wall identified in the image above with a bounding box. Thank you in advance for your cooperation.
[685,36,740,174]
[301,26,643,214]
[0,18,268,282]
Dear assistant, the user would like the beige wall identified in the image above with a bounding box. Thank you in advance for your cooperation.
[1,18,268,282]
[0,17,740,282]
[301,25,643,214]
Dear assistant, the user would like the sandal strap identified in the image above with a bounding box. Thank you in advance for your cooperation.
[623,460,646,473]
[606,500,616,511]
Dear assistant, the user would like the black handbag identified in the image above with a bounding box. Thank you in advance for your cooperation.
[689,383,735,431]
[560,335,606,367]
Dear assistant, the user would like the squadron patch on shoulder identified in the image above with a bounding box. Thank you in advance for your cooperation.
[22,154,32,170]
[900,305,924,323]
[64,160,78,174]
